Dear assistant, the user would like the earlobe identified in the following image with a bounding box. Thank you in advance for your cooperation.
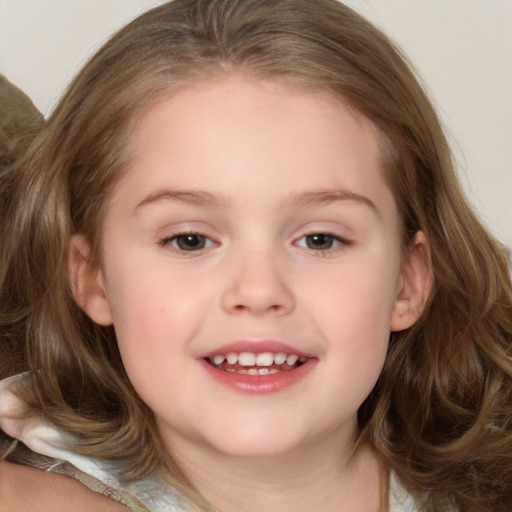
[68,235,113,326]
[390,231,433,332]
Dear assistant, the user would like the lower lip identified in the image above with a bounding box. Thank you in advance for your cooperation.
[198,359,316,394]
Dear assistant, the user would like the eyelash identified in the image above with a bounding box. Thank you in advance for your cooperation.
[294,232,352,253]
[159,231,217,253]
[159,230,351,256]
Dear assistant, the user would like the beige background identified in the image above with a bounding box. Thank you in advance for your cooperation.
[1,0,510,247]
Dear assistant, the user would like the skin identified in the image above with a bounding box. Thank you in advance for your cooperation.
[0,460,127,512]
[71,73,431,512]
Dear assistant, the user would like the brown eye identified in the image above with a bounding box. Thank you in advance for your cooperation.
[176,234,206,250]
[165,233,214,251]
[296,233,349,251]
[305,234,335,250]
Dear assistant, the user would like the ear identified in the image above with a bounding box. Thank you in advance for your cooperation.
[390,231,433,332]
[68,235,113,326]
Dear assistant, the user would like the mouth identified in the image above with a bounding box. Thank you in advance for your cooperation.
[200,341,316,394]
[205,351,309,375]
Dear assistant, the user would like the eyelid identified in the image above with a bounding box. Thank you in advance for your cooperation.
[159,228,219,254]
[168,234,216,249]
[293,230,353,253]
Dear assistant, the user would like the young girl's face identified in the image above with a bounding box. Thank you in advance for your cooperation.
[76,73,427,461]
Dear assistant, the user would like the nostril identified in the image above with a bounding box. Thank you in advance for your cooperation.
[220,275,295,316]
[230,302,286,315]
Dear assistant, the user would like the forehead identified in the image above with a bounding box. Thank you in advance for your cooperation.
[108,73,393,217]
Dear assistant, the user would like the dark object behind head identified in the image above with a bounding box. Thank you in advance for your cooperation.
[0,75,43,169]
[0,76,43,375]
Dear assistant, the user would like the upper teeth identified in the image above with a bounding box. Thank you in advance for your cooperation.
[211,352,306,367]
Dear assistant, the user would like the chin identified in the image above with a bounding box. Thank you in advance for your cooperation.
[200,422,311,459]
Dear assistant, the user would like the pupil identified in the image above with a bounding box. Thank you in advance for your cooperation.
[178,234,205,250]
[307,234,333,250]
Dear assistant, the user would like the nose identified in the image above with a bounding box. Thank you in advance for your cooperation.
[221,249,295,316]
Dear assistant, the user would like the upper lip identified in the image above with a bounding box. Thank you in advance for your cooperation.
[199,340,315,359]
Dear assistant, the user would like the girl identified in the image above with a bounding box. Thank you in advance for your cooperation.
[1,0,511,510]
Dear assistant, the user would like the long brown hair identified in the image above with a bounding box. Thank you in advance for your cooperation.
[1,1,511,510]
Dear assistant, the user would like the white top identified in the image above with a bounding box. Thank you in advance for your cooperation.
[0,374,419,511]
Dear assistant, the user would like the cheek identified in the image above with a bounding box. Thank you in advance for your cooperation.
[302,255,399,396]
[106,254,203,326]
[106,281,195,410]
[102,256,223,391]
[103,264,194,368]
[306,251,400,333]
[325,277,392,370]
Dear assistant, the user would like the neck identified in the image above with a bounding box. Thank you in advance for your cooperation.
[166,430,383,512]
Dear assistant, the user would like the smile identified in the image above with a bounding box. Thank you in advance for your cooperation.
[200,341,316,394]
[206,352,309,375]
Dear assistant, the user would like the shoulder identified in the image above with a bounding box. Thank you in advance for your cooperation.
[0,459,128,512]
[0,374,184,511]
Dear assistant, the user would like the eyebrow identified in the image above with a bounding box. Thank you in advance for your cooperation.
[134,188,378,214]
[290,189,378,214]
[134,189,228,211]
